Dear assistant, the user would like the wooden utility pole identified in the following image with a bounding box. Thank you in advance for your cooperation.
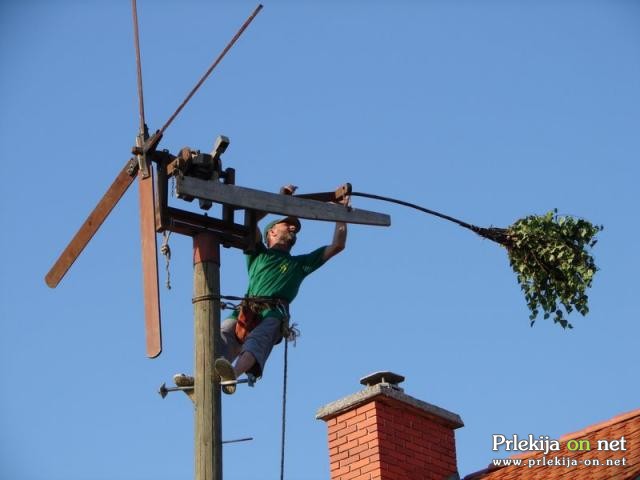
[193,232,223,480]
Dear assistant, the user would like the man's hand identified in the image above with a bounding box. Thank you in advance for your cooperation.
[280,184,298,195]
[339,194,351,208]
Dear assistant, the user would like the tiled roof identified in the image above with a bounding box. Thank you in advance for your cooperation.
[464,408,640,480]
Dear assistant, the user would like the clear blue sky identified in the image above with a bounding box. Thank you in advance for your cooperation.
[1,1,639,479]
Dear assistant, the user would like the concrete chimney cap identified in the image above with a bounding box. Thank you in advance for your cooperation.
[360,371,405,387]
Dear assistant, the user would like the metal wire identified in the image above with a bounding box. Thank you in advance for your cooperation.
[350,191,479,231]
[350,191,510,245]
[159,4,264,136]
[131,0,146,133]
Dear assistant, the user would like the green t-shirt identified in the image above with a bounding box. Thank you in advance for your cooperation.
[237,242,327,320]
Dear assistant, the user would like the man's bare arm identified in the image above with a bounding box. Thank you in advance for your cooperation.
[322,192,350,261]
[323,222,347,261]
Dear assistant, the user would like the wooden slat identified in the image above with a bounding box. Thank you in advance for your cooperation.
[45,159,138,288]
[175,177,391,226]
[139,160,162,358]
[166,207,248,236]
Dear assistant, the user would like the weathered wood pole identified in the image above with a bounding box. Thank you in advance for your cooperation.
[193,232,222,480]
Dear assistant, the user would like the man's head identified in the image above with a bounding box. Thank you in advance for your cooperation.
[263,217,302,250]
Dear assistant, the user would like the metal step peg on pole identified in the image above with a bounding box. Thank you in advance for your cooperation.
[221,373,257,388]
[158,383,193,399]
[158,373,257,399]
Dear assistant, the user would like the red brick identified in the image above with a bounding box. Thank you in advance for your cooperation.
[340,453,362,467]
[347,427,369,443]
[348,456,371,472]
[331,464,350,477]
[327,417,337,427]
[367,442,380,456]
[356,402,377,415]
[359,415,379,429]
[337,424,358,439]
[341,468,365,480]
[365,408,378,419]
[350,442,373,457]
[360,460,381,475]
[333,450,350,463]
[380,461,406,476]
[338,439,360,453]
[359,431,380,446]
[328,421,347,435]
[329,435,348,449]
[345,413,368,427]
[337,409,359,422]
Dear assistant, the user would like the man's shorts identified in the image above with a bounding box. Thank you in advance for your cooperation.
[220,316,283,378]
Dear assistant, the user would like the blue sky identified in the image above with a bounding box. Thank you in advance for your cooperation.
[1,1,639,479]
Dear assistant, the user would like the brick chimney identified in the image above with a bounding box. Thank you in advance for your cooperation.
[316,372,464,480]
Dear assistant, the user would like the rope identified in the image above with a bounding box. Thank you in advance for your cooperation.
[160,230,172,289]
[279,321,299,480]
[280,329,289,480]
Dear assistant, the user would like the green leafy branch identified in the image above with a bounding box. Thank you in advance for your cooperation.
[449,211,602,328]
[351,193,603,328]
[501,210,602,328]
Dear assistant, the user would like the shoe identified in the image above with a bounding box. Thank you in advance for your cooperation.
[173,373,194,387]
[214,358,237,395]
[173,373,195,402]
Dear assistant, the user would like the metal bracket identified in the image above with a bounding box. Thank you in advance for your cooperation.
[294,183,352,203]
[135,128,150,179]
[221,437,253,445]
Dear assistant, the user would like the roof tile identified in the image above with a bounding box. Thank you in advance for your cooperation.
[464,408,640,480]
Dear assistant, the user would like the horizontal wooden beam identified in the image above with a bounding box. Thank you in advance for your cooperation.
[165,207,249,236]
[164,207,250,248]
[175,177,391,227]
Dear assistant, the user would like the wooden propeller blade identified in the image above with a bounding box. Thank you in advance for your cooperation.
[138,157,162,358]
[45,159,138,288]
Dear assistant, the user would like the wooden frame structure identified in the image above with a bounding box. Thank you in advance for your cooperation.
[43,4,391,480]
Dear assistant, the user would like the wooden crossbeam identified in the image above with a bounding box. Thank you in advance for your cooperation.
[175,177,391,226]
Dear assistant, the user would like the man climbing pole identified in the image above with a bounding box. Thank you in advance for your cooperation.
[175,185,349,395]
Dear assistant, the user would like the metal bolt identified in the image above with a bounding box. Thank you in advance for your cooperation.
[158,382,193,399]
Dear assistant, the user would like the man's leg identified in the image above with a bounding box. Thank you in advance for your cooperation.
[233,351,257,376]
[215,316,283,394]
[174,316,242,398]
